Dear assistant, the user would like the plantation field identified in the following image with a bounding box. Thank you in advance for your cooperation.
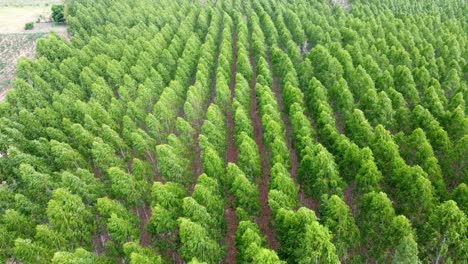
[0,0,466,263]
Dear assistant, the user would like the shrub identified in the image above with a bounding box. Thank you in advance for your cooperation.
[24,22,34,30]
[52,4,65,23]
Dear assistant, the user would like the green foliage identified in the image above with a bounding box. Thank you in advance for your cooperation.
[52,248,96,264]
[123,241,163,264]
[24,22,34,30]
[421,200,467,263]
[359,192,418,262]
[235,220,283,264]
[52,5,65,23]
[107,167,142,206]
[275,207,339,263]
[298,144,344,199]
[319,195,360,261]
[237,132,261,179]
[46,188,93,248]
[0,0,465,261]
[228,163,260,215]
[178,218,222,263]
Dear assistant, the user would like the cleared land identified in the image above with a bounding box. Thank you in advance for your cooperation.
[0,1,67,92]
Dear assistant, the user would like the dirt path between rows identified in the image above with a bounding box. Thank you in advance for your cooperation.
[267,55,319,213]
[223,10,239,264]
[92,214,110,256]
[136,205,152,247]
[189,12,225,195]
[247,41,279,252]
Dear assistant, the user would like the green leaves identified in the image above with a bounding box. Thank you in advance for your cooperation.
[52,248,96,264]
[108,167,142,206]
[298,144,344,199]
[235,220,283,264]
[319,195,359,260]
[178,218,222,263]
[46,188,93,248]
[421,200,467,263]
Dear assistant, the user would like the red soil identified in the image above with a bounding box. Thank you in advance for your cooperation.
[248,45,279,250]
[92,215,110,255]
[224,195,238,264]
[189,133,202,194]
[334,111,345,134]
[136,205,152,247]
[223,14,239,264]
[269,61,319,214]
[343,183,358,216]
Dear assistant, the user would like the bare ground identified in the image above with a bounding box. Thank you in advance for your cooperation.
[93,215,110,255]
[248,47,279,251]
[223,14,239,264]
[0,3,68,95]
[135,205,152,247]
[334,110,345,134]
[0,33,44,92]
[270,71,319,213]
[189,133,202,194]
[343,183,358,216]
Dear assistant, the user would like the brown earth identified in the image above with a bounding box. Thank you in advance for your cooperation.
[223,11,239,263]
[248,42,279,251]
[268,57,319,214]
[136,205,152,247]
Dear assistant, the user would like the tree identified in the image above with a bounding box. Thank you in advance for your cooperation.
[52,5,65,23]
[34,224,65,252]
[24,22,34,30]
[91,138,122,171]
[46,188,93,248]
[51,248,96,264]
[50,140,87,170]
[235,220,283,264]
[182,197,215,230]
[177,218,222,263]
[275,207,338,263]
[345,109,373,148]
[452,183,468,214]
[19,163,54,205]
[234,105,254,141]
[108,167,142,206]
[394,65,420,108]
[421,200,467,263]
[237,132,261,179]
[252,248,284,264]
[123,241,163,264]
[392,235,420,264]
[355,157,382,194]
[13,238,49,264]
[148,182,186,236]
[60,170,104,204]
[107,213,139,244]
[200,146,224,181]
[298,144,344,199]
[229,163,260,215]
[359,191,396,262]
[270,163,298,208]
[147,204,177,236]
[405,128,447,199]
[156,143,191,184]
[319,195,360,261]
[295,221,340,264]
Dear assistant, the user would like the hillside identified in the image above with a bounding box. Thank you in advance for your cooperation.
[0,0,466,263]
